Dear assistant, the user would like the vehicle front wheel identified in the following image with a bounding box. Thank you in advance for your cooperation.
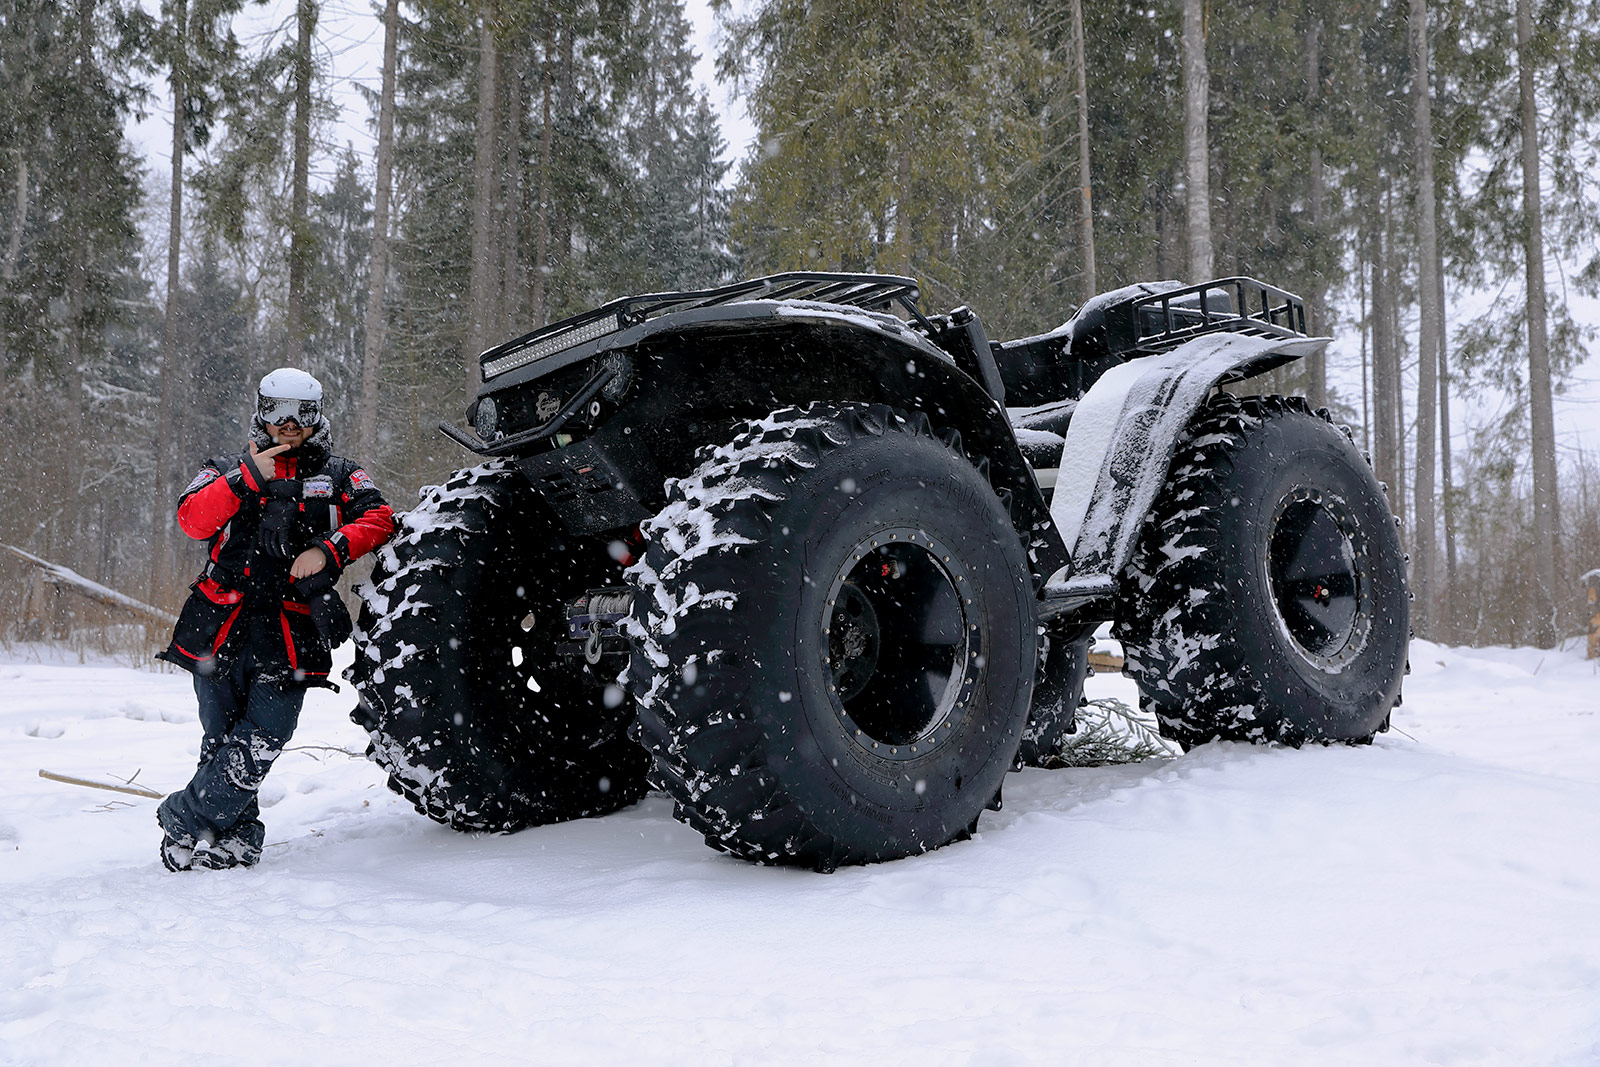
[348,463,649,831]
[623,403,1038,870]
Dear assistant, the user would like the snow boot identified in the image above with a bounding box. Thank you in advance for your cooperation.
[160,833,195,872]
[156,798,198,872]
[192,831,262,870]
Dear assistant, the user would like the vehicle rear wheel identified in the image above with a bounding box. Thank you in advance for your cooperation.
[623,403,1037,870]
[1112,393,1409,747]
[348,463,648,832]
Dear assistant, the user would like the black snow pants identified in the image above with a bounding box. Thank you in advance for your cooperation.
[158,644,305,852]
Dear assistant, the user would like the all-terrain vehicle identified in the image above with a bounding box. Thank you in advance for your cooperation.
[349,273,1409,870]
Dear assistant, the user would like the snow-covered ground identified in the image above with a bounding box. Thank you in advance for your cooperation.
[3,639,1598,1065]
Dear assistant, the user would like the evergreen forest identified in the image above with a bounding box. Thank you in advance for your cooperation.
[2,0,1598,649]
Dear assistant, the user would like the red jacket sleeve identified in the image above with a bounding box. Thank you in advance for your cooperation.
[176,460,261,540]
[317,467,395,568]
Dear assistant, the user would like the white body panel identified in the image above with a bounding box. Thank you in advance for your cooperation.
[1042,332,1330,596]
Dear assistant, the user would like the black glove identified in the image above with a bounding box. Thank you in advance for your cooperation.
[296,564,353,647]
[257,479,303,559]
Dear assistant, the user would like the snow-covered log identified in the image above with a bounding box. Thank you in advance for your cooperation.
[3,543,177,639]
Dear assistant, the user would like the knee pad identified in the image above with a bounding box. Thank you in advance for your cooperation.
[220,743,262,791]
[218,741,275,792]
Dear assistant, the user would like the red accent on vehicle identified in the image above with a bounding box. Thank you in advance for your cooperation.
[616,524,646,567]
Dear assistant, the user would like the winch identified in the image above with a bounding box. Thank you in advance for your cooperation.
[564,589,634,666]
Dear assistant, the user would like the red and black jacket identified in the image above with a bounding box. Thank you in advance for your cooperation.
[158,439,395,687]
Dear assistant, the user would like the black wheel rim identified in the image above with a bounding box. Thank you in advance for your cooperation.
[1268,488,1370,667]
[823,528,974,761]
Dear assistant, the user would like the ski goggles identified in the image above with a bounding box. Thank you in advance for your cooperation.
[257,395,321,424]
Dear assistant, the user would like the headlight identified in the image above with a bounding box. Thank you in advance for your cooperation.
[475,396,499,439]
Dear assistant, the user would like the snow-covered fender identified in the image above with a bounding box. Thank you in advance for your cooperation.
[1045,331,1331,600]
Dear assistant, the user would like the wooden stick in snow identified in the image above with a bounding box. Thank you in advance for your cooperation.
[39,769,164,799]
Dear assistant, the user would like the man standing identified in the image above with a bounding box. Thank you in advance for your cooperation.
[156,368,395,870]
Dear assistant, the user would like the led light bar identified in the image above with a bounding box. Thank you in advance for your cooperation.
[482,313,620,379]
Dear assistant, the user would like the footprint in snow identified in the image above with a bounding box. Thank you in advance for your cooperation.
[25,722,65,739]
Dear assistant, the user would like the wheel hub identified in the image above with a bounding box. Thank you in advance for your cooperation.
[822,528,973,761]
[1268,488,1371,668]
[828,582,882,701]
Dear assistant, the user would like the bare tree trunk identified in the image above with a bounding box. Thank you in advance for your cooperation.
[464,3,500,398]
[153,0,186,605]
[1181,0,1212,280]
[0,156,25,366]
[892,6,913,276]
[0,38,31,371]
[61,1,92,560]
[1410,0,1439,636]
[1305,14,1326,407]
[1437,254,1458,642]
[286,0,316,360]
[498,44,524,341]
[1070,0,1095,300]
[1388,194,1407,531]
[1517,0,1559,646]
[1372,188,1399,509]
[1359,241,1370,457]
[530,19,553,328]
[1,156,24,282]
[64,240,86,567]
[357,0,399,462]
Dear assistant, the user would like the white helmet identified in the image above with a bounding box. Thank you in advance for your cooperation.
[256,368,324,426]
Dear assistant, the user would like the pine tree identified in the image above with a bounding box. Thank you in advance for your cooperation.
[356,0,399,461]
[726,0,1043,301]
[148,0,245,604]
[1411,0,1442,635]
[0,0,149,579]
[1446,0,1600,643]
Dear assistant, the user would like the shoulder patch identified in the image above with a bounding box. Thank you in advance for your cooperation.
[183,468,220,495]
[350,469,376,492]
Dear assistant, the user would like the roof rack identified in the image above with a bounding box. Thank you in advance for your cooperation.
[1103,277,1309,359]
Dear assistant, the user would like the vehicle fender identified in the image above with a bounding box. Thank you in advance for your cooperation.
[633,305,1071,586]
[1046,331,1331,595]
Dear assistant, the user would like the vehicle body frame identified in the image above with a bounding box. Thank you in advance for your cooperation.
[447,272,1324,626]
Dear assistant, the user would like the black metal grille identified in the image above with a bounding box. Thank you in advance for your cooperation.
[1103,277,1310,358]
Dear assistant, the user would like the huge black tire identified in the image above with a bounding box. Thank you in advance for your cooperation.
[623,403,1038,870]
[348,462,649,831]
[1112,393,1409,748]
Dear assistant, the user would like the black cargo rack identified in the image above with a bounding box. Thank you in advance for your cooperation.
[1103,277,1309,359]
[479,272,921,381]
